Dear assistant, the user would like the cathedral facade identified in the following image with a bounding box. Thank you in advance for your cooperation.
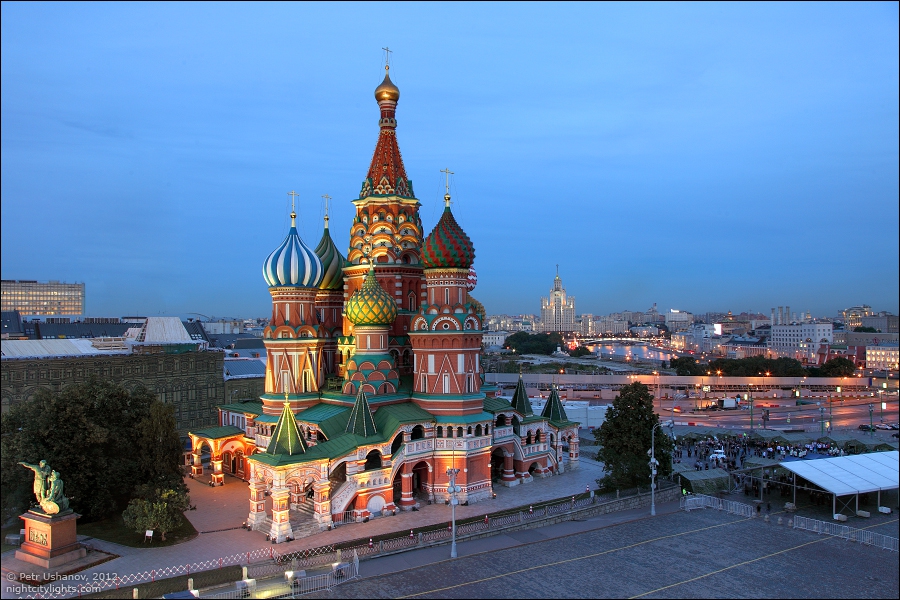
[188,66,579,542]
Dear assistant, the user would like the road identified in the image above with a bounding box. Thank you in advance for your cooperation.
[654,396,899,435]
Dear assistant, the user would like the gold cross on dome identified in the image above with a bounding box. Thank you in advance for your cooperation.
[440,168,454,207]
[287,190,299,225]
[382,47,392,70]
[322,194,332,227]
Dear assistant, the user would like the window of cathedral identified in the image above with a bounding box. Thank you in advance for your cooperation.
[364,450,382,471]
[456,427,464,438]
[436,426,443,438]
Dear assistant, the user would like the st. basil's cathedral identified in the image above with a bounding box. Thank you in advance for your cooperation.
[189,65,580,542]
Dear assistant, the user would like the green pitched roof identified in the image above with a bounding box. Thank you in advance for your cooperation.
[217,401,263,416]
[511,376,533,416]
[345,388,378,438]
[483,396,512,413]
[190,425,245,440]
[374,403,434,435]
[296,402,352,440]
[541,386,569,423]
[266,402,308,456]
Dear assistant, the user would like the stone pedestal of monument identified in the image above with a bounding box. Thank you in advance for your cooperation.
[16,511,86,569]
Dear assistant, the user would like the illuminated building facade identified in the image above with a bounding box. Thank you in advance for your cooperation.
[1,280,85,316]
[188,64,579,542]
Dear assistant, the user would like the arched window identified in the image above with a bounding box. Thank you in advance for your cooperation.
[443,374,450,394]
[467,426,472,435]
[475,424,482,436]
[525,432,533,445]
[364,450,382,471]
[535,431,542,443]
[447,427,453,438]
[436,426,443,438]
[495,414,507,427]
[457,427,463,438]
[391,433,404,455]
[411,425,425,440]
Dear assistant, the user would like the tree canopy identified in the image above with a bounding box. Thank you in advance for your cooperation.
[1,378,186,521]
[593,382,673,490]
[504,332,564,355]
[854,326,878,333]
[807,357,857,378]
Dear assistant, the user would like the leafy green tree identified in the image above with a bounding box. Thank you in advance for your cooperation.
[817,357,856,377]
[504,332,564,355]
[593,382,673,490]
[569,346,592,358]
[854,326,878,333]
[122,487,189,541]
[1,378,184,521]
[670,356,704,376]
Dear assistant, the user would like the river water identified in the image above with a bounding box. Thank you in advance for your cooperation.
[585,342,680,363]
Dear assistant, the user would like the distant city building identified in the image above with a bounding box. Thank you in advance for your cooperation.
[539,269,576,332]
[768,323,833,363]
[866,343,898,371]
[630,325,659,337]
[596,318,629,335]
[0,317,223,434]
[860,313,898,333]
[484,314,536,332]
[578,313,595,336]
[664,309,693,333]
[1,280,85,317]
[483,331,510,347]
[841,305,874,329]
[201,319,245,335]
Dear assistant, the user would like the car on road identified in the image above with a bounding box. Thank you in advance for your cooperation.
[875,423,891,430]
[709,449,727,463]
[858,424,876,432]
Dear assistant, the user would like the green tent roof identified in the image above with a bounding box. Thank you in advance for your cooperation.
[266,402,308,456]
[345,388,378,438]
[541,386,569,423]
[510,376,533,416]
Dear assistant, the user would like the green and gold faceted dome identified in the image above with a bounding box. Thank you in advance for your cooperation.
[346,265,398,326]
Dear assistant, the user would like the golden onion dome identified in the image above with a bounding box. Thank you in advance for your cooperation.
[374,68,400,102]
[346,265,398,326]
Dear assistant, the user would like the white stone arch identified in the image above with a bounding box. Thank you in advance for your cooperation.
[432,316,460,331]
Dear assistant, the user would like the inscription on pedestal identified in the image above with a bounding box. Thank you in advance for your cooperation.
[28,528,48,546]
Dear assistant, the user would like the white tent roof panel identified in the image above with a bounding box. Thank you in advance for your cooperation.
[780,451,898,496]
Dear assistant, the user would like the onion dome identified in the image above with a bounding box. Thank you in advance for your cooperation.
[422,196,475,269]
[313,216,345,291]
[374,67,400,102]
[263,209,324,288]
[466,266,477,291]
[345,265,398,326]
[466,292,485,321]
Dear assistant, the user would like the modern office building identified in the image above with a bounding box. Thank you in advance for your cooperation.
[1,280,85,316]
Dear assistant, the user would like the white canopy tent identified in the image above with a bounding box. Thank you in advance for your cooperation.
[779,451,899,516]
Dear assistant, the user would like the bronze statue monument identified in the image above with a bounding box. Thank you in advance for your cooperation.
[19,460,70,515]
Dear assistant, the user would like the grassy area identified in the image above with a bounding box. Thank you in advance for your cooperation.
[78,513,198,548]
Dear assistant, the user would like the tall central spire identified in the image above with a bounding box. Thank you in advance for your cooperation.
[360,63,413,199]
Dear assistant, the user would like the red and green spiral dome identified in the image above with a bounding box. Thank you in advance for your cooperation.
[422,204,475,269]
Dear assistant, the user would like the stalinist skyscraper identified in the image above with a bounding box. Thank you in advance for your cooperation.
[539,267,576,332]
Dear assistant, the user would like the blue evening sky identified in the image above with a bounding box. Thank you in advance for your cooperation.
[2,2,898,319]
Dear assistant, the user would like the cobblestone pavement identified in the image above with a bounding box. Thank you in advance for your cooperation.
[310,509,900,599]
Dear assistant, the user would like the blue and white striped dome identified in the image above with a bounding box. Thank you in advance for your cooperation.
[263,224,324,288]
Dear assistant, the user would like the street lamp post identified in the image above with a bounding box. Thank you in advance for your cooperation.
[748,385,754,432]
[868,404,874,437]
[446,467,461,558]
[649,419,673,517]
[818,403,825,438]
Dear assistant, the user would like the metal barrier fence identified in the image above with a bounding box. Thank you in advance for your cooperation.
[792,515,899,552]
[203,552,359,599]
[681,494,755,518]
[331,510,355,527]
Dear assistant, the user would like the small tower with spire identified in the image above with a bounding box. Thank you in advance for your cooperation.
[261,192,329,413]
[313,194,345,378]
